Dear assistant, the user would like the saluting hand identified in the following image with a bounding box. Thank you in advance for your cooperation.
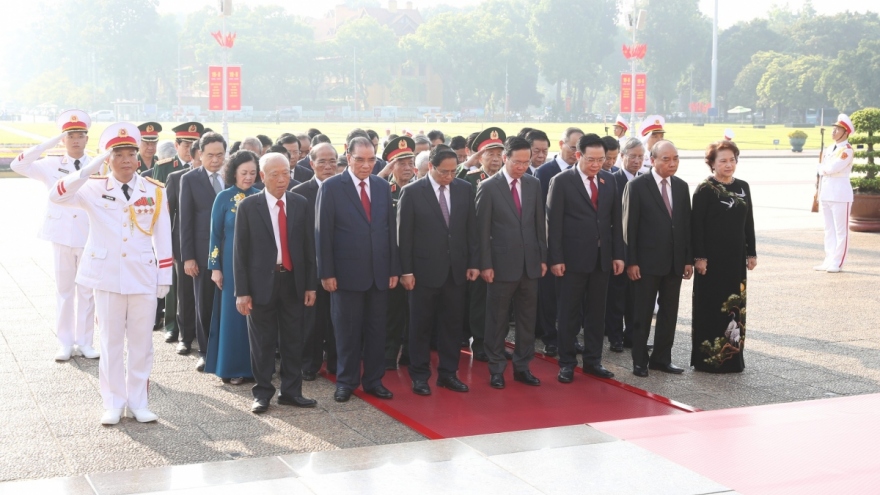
[236,295,252,316]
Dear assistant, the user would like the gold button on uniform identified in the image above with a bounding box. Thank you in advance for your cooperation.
[122,253,126,258]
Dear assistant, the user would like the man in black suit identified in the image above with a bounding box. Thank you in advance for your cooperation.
[290,143,338,381]
[534,127,584,356]
[316,137,401,403]
[547,134,625,383]
[234,152,317,413]
[162,140,199,349]
[179,132,226,370]
[278,134,314,183]
[398,146,480,395]
[623,140,693,377]
[606,138,644,352]
[477,137,547,389]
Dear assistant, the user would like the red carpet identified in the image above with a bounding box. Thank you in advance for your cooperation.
[321,348,695,439]
[591,394,880,494]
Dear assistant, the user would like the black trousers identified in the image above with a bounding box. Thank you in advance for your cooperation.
[557,264,611,369]
[485,275,538,375]
[331,285,388,391]
[407,270,466,382]
[174,259,196,344]
[247,271,304,401]
[631,271,682,368]
[604,271,633,345]
[302,284,336,374]
[192,266,215,356]
[384,284,409,363]
[536,271,559,346]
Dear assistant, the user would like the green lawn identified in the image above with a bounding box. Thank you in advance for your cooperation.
[0,121,823,153]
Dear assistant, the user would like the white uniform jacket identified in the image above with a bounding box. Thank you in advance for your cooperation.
[819,140,855,202]
[49,170,172,294]
[11,145,91,247]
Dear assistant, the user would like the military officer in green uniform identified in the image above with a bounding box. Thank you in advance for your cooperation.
[383,136,417,369]
[142,122,203,183]
[136,122,162,174]
[463,127,508,361]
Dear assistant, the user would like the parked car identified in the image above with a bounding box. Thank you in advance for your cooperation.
[90,110,115,122]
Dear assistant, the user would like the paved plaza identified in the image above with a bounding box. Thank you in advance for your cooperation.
[0,153,878,491]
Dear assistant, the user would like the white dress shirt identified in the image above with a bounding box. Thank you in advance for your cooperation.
[622,169,637,182]
[348,167,370,200]
[110,175,138,203]
[501,168,522,201]
[555,154,572,173]
[651,167,673,210]
[427,173,451,216]
[264,189,286,265]
[576,166,595,200]
[204,167,225,189]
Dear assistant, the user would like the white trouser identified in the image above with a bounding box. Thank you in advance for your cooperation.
[94,290,156,410]
[52,243,95,347]
[821,201,852,269]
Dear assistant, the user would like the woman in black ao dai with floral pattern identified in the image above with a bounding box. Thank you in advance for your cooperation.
[691,141,757,373]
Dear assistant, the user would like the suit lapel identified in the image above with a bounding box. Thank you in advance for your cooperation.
[254,192,275,250]
[645,174,669,215]
[284,192,296,239]
[496,173,520,220]
[198,168,218,198]
[569,169,593,211]
[597,173,613,212]
[520,175,536,219]
[341,171,370,222]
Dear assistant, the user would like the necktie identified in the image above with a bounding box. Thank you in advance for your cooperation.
[438,185,450,227]
[74,159,81,171]
[588,176,599,210]
[359,180,371,222]
[660,178,673,218]
[211,173,221,194]
[277,200,293,271]
[511,178,522,218]
[121,183,130,201]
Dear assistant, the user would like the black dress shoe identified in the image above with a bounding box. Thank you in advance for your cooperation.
[504,350,513,360]
[622,338,633,348]
[278,395,317,408]
[325,365,337,375]
[251,398,269,414]
[398,354,411,366]
[543,344,558,357]
[153,322,164,331]
[334,387,352,402]
[648,362,685,374]
[195,357,206,372]
[176,342,191,355]
[632,365,649,377]
[472,351,489,362]
[557,368,574,383]
[436,375,469,392]
[489,373,505,389]
[365,384,393,399]
[164,331,178,343]
[584,364,615,379]
[574,341,585,353]
[411,380,431,396]
[385,359,398,371]
[513,370,541,386]
[301,371,317,381]
[609,342,624,353]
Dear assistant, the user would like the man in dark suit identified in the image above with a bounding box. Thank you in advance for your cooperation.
[316,136,401,402]
[534,127,584,356]
[290,142,338,381]
[179,132,226,370]
[547,134,625,383]
[278,134,314,183]
[234,152,317,414]
[398,146,479,395]
[606,138,644,352]
[477,137,547,389]
[623,140,693,377]
[162,140,199,349]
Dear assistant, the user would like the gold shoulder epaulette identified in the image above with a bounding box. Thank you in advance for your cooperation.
[144,176,165,187]
[89,175,107,179]
[466,169,482,175]
[156,157,173,165]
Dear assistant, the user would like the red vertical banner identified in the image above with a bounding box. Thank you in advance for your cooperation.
[226,66,241,111]
[635,73,647,113]
[620,74,633,113]
[208,66,223,111]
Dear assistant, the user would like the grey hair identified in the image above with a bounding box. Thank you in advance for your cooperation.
[309,142,338,161]
[414,135,431,146]
[621,138,644,155]
[415,150,431,177]
[156,140,176,160]
[560,127,584,142]
[241,137,262,154]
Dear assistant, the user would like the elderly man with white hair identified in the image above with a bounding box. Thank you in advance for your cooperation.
[415,150,431,179]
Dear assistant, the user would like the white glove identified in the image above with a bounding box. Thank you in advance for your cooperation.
[80,150,110,177]
[156,285,170,299]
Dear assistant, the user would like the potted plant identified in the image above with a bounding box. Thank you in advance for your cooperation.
[788,130,808,152]
[849,108,880,232]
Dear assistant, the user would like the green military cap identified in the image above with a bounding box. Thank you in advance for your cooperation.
[470,127,506,152]
[172,122,204,141]
[137,122,162,142]
[382,136,416,162]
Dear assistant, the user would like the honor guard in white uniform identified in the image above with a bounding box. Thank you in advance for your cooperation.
[815,114,855,273]
[49,122,172,425]
[639,115,666,173]
[612,115,629,169]
[724,129,735,141]
[10,109,98,361]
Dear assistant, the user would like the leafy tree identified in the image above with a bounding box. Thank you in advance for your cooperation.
[333,16,399,110]
[819,39,880,111]
[787,11,880,58]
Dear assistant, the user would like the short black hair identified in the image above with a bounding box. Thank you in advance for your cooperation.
[577,133,608,154]
[268,144,290,158]
[429,145,458,166]
[346,128,370,144]
[427,130,445,143]
[524,130,550,146]
[465,132,479,151]
[307,128,322,139]
[203,127,214,134]
[517,127,535,139]
[276,134,300,147]
[229,141,242,154]
[191,139,201,153]
[256,134,272,149]
[366,129,379,141]
[449,136,467,150]
[601,135,620,151]
[311,134,331,146]
[223,150,260,186]
[199,132,227,152]
[503,136,531,157]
